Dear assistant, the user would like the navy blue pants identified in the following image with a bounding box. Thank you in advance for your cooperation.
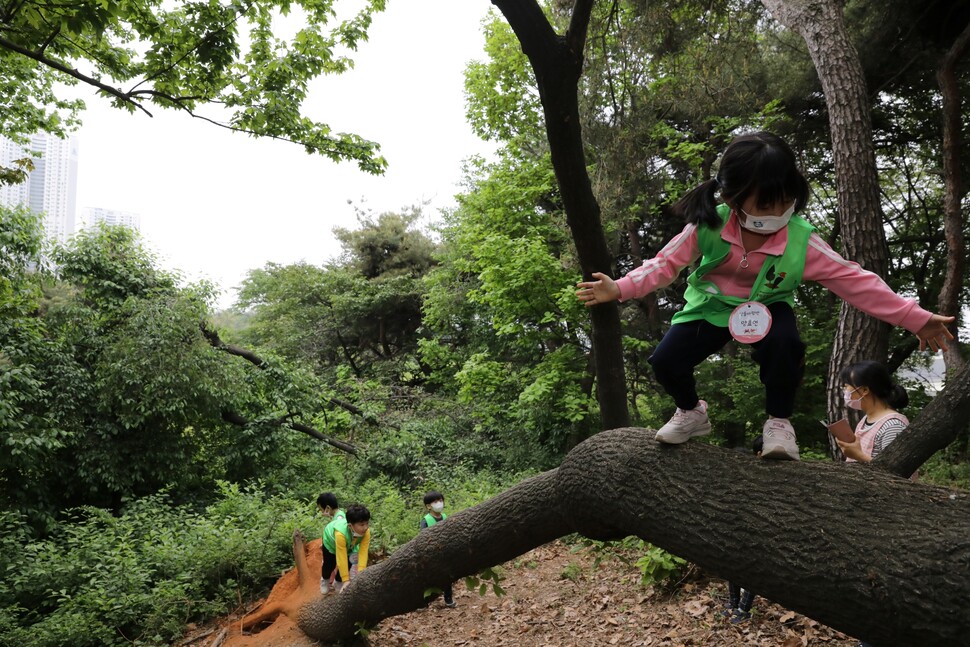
[648,302,805,418]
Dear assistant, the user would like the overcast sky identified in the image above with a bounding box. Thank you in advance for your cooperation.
[72,0,497,309]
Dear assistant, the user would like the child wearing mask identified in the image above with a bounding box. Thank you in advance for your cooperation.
[577,131,953,460]
[322,503,371,593]
[419,490,456,608]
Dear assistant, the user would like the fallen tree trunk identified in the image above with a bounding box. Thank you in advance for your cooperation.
[234,363,970,646]
[279,428,970,646]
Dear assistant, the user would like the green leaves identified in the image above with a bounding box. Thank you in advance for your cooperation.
[464,13,543,148]
[0,487,318,646]
[635,544,688,587]
[1,0,388,171]
[464,566,506,598]
[0,216,305,516]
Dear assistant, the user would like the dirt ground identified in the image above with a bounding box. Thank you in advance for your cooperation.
[181,540,863,647]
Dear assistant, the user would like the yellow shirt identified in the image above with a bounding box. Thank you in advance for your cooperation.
[334,528,370,581]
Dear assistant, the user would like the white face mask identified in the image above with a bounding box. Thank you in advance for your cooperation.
[431,501,444,513]
[844,388,864,411]
[739,201,796,233]
[351,529,364,538]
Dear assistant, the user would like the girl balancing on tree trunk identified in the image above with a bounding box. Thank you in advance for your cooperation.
[577,131,954,461]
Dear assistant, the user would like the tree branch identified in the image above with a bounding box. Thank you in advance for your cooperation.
[873,359,970,477]
[0,34,154,116]
[566,0,595,57]
[491,0,559,65]
[201,322,395,430]
[282,427,970,645]
[37,25,59,55]
[200,323,265,367]
[221,409,358,455]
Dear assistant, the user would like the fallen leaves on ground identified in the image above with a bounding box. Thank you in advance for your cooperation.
[183,540,863,647]
[366,541,861,647]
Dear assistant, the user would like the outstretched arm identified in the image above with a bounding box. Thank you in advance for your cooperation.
[916,314,956,352]
[576,272,621,306]
[576,224,699,306]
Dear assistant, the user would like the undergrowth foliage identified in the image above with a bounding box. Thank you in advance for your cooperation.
[0,463,526,647]
[572,535,690,588]
[0,484,316,647]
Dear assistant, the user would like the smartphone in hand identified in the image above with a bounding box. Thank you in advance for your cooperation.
[820,418,855,443]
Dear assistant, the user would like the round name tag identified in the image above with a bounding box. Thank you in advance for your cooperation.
[729,301,772,344]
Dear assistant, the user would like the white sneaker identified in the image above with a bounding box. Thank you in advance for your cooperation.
[655,400,712,444]
[761,418,799,460]
[320,578,330,594]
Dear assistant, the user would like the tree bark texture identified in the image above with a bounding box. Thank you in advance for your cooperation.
[935,21,970,373]
[759,0,891,421]
[492,0,630,430]
[290,425,970,646]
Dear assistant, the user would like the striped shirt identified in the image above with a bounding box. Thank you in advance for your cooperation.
[854,413,909,460]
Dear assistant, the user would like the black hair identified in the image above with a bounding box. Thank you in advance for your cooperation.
[423,490,444,505]
[672,131,811,229]
[316,492,339,510]
[839,360,909,410]
[752,435,764,455]
[345,503,371,524]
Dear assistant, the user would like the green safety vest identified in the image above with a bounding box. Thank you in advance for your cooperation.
[672,203,813,327]
[322,510,347,553]
[423,512,447,527]
[323,511,365,554]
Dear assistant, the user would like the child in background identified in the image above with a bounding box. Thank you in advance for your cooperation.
[419,490,456,608]
[836,360,909,463]
[723,436,762,623]
[576,131,954,460]
[322,503,371,593]
[317,492,341,594]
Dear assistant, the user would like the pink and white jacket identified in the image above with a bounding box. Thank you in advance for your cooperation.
[614,210,932,334]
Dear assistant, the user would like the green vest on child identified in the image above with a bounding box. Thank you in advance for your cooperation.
[672,203,813,328]
[423,512,447,527]
[322,510,347,553]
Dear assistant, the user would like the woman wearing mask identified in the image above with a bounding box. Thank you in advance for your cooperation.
[837,361,909,463]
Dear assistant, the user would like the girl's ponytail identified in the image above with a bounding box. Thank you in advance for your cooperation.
[671,177,721,228]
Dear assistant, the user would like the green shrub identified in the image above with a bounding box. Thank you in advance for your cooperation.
[635,544,688,587]
[0,484,316,647]
[918,451,970,491]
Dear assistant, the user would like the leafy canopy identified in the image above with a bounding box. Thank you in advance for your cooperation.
[0,0,387,172]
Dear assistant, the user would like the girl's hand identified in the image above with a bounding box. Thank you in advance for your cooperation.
[916,314,956,352]
[576,272,621,307]
[836,437,870,463]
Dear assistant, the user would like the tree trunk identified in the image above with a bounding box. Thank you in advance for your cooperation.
[935,21,970,373]
[492,0,630,430]
[759,0,890,422]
